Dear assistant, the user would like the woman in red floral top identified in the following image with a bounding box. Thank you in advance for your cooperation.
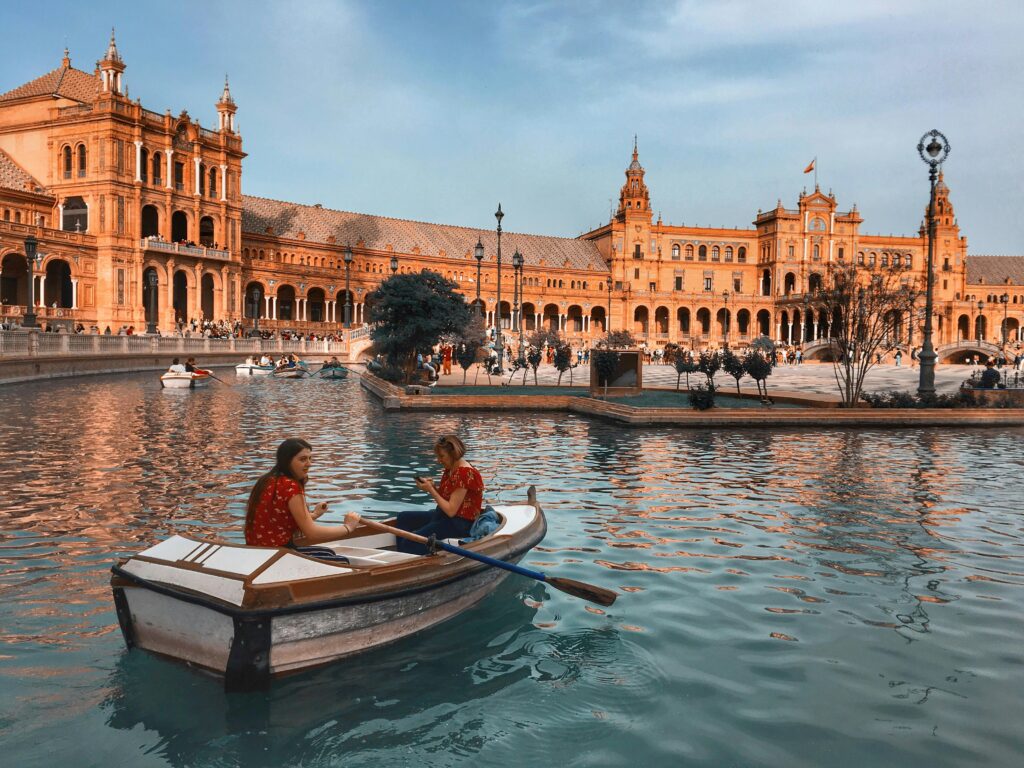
[244,438,360,550]
[394,435,485,555]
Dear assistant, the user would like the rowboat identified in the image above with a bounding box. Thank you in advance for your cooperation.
[235,362,275,376]
[160,371,210,389]
[272,364,310,379]
[318,366,349,380]
[109,488,547,689]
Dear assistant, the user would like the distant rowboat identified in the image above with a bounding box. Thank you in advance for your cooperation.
[318,366,349,380]
[235,363,274,376]
[272,365,310,379]
[160,371,210,389]
[109,488,547,689]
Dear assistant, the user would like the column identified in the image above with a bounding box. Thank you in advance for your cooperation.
[535,312,541,330]
[58,203,64,230]
[264,295,271,318]
[220,165,228,202]
[37,276,46,306]
[193,156,201,196]
[299,299,306,321]
[813,321,819,340]
[134,141,143,182]
[71,279,79,309]
[166,149,174,189]
[787,323,793,345]
[271,296,277,320]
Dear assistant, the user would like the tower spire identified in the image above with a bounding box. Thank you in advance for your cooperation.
[216,74,238,133]
[98,27,126,95]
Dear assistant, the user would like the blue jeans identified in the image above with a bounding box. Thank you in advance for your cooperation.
[394,508,473,555]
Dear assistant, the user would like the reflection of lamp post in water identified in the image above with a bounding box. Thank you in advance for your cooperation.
[146,270,159,334]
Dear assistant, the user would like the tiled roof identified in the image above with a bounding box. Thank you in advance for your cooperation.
[242,195,609,271]
[0,65,99,104]
[966,255,1024,286]
[0,149,46,194]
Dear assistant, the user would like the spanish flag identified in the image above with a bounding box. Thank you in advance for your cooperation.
[803,158,816,174]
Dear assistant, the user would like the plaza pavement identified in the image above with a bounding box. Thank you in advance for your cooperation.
[435,360,986,398]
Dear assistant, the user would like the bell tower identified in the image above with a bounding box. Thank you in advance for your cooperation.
[616,136,652,224]
[216,75,237,133]
[98,28,125,95]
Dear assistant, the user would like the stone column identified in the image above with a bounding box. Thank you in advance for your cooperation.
[220,165,228,202]
[271,296,277,320]
[58,203,64,230]
[166,149,174,189]
[133,141,143,182]
[37,275,46,306]
[193,156,202,196]
[71,279,78,309]
[264,295,271,318]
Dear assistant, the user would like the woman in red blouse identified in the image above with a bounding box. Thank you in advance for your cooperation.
[244,438,361,551]
[394,435,485,555]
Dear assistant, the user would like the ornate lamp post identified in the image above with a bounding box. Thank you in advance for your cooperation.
[343,246,353,328]
[250,285,262,335]
[494,204,504,373]
[722,289,730,348]
[1000,292,1009,347]
[976,299,985,342]
[512,249,524,353]
[607,273,613,333]
[23,235,42,328]
[390,255,399,275]
[916,129,950,397]
[146,270,159,334]
[473,238,484,316]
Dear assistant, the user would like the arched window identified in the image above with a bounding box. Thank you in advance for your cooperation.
[738,246,746,263]
[141,205,159,238]
[152,152,163,185]
[76,144,87,177]
[140,148,149,182]
[905,254,912,269]
[857,251,865,265]
[698,245,707,261]
[725,246,733,262]
[869,252,877,267]
[685,245,694,261]
[672,244,680,260]
[711,246,720,261]
[198,163,206,196]
[199,216,215,246]
[62,146,72,179]
[893,254,901,268]
[62,196,88,232]
[208,167,217,198]
[813,244,820,260]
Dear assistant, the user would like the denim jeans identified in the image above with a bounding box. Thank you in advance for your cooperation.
[393,507,473,555]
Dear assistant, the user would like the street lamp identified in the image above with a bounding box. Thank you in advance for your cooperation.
[343,246,353,328]
[722,289,730,347]
[512,249,524,352]
[494,204,504,373]
[977,299,985,342]
[1000,292,1009,347]
[23,235,42,327]
[146,270,159,334]
[250,285,262,335]
[473,238,484,316]
[607,273,613,333]
[390,255,399,275]
[916,129,950,397]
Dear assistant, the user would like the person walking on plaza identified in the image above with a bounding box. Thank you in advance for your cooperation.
[442,344,453,376]
[894,349,902,367]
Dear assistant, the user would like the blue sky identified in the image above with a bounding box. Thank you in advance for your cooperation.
[2,0,1023,253]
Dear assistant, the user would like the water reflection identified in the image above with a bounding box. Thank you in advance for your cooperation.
[1,373,1023,766]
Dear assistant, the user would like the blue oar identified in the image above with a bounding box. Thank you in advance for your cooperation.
[359,517,617,606]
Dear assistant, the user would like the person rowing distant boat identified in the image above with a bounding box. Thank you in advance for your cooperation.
[184,356,210,375]
[167,358,186,373]
[245,438,360,561]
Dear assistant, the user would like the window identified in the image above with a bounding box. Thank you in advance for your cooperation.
[634,243,642,259]
[209,167,217,197]
[117,269,125,305]
[738,246,746,263]
[77,144,86,177]
[14,211,21,223]
[174,162,185,191]
[725,247,733,262]
[813,244,820,260]
[634,268,640,279]
[152,152,162,184]
[699,245,707,261]
[685,245,694,261]
[881,253,889,267]
[857,251,865,265]
[116,139,124,174]
[838,247,845,261]
[733,278,741,292]
[62,146,72,179]
[672,244,680,260]
[674,276,683,291]
[140,148,149,181]
[704,277,712,291]
[788,245,794,258]
[711,246,720,261]
[116,195,125,234]
[869,253,877,267]
[649,282,656,292]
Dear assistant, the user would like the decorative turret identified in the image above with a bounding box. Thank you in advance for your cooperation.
[216,75,237,133]
[616,136,651,222]
[920,170,958,234]
[98,28,125,95]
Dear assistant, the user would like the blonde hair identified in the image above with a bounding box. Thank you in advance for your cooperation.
[435,435,466,461]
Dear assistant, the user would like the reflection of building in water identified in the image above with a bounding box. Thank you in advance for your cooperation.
[2,34,1023,358]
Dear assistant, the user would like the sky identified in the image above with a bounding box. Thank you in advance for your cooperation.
[2,0,1023,253]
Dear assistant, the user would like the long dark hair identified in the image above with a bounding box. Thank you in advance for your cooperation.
[244,438,312,537]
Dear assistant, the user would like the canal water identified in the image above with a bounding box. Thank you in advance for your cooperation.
[1,372,1022,768]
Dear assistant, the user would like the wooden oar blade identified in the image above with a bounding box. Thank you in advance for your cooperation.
[546,577,617,606]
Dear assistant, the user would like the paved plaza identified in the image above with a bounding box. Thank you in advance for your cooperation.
[436,359,991,398]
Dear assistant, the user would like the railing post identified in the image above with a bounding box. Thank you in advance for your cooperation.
[28,328,39,357]
[177,337,184,353]
[92,334,101,353]
[229,336,235,352]
[204,337,210,353]
[151,335,160,353]
[60,333,70,354]
[121,336,129,354]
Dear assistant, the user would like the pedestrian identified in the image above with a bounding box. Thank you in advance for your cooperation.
[894,349,902,367]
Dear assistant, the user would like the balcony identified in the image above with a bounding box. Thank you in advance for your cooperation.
[141,238,230,260]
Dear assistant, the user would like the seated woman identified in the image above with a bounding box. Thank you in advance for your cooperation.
[394,435,484,555]
[245,438,361,562]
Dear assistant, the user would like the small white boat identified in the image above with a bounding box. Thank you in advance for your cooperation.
[235,362,275,376]
[318,366,349,380]
[110,489,547,689]
[272,365,310,379]
[160,371,211,389]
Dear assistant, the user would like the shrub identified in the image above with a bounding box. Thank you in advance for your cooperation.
[688,382,716,410]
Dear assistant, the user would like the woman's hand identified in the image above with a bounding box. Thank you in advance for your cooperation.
[311,502,329,520]
[415,476,434,492]
[344,511,361,530]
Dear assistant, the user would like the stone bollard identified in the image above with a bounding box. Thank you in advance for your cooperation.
[60,334,70,354]
[28,328,40,357]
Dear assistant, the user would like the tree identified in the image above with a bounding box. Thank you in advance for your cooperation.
[592,348,620,395]
[367,271,471,383]
[744,351,773,400]
[673,355,698,391]
[817,264,921,406]
[604,329,636,349]
[527,347,543,385]
[697,349,721,387]
[453,311,487,384]
[553,344,575,386]
[750,334,777,366]
[721,348,746,397]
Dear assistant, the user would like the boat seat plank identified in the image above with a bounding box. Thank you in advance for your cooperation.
[317,543,420,566]
[252,553,351,585]
[202,546,278,576]
[343,533,397,549]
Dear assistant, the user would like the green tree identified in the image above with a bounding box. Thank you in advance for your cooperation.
[744,351,773,400]
[604,329,636,349]
[750,334,777,365]
[453,311,487,384]
[553,344,575,386]
[673,355,698,391]
[592,349,620,395]
[721,348,746,397]
[367,271,471,383]
[697,349,721,387]
[527,347,543,385]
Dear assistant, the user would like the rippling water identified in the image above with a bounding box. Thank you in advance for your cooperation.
[1,372,1023,767]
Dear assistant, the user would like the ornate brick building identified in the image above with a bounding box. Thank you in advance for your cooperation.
[1,36,1021,358]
